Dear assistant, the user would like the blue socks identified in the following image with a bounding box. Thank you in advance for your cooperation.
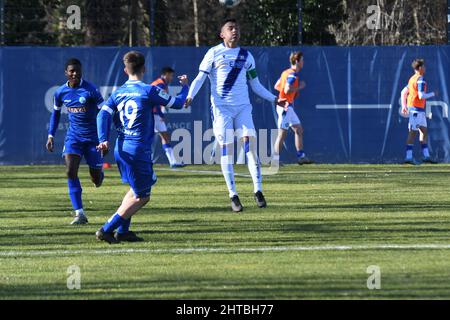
[117,218,131,234]
[296,150,305,159]
[102,213,126,233]
[68,178,83,210]
[406,144,413,159]
[421,143,430,158]
[405,144,430,159]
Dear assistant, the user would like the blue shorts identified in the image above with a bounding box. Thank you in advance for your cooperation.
[62,139,103,169]
[114,140,157,198]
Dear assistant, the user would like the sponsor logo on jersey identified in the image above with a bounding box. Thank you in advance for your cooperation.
[230,60,245,68]
[67,106,87,113]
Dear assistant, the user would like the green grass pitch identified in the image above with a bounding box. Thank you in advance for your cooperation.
[1,164,450,299]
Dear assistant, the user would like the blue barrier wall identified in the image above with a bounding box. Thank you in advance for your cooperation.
[0,46,449,165]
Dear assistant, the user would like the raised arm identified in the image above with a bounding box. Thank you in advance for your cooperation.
[185,48,214,107]
[186,71,208,101]
[151,75,190,110]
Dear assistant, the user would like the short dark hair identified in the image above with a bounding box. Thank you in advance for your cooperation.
[222,18,237,28]
[290,51,303,65]
[123,51,145,75]
[161,66,175,75]
[412,59,425,70]
[65,58,81,70]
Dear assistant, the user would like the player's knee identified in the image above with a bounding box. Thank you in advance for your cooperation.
[66,168,78,180]
[278,129,287,138]
[242,136,257,153]
[221,143,233,156]
[136,196,150,206]
[161,133,170,144]
[293,125,303,135]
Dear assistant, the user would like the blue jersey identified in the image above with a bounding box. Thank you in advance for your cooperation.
[150,78,168,117]
[98,79,188,151]
[50,79,104,143]
[113,110,125,140]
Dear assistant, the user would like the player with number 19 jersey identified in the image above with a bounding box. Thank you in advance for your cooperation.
[98,79,188,198]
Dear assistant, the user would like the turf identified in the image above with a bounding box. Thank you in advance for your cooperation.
[1,164,450,299]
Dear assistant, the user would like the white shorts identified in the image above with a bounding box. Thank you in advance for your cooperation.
[408,111,427,131]
[277,106,301,130]
[154,114,168,133]
[211,104,256,145]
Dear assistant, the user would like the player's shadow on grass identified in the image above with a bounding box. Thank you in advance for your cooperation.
[2,277,449,299]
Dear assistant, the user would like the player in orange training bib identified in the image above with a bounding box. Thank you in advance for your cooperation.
[273,51,311,165]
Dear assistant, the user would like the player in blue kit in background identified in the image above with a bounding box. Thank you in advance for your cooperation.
[46,58,105,225]
[96,51,189,244]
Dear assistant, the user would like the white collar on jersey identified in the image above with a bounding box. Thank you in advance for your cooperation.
[126,79,142,83]
[65,78,84,87]
[221,42,240,50]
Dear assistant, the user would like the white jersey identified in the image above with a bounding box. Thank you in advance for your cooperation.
[199,43,257,107]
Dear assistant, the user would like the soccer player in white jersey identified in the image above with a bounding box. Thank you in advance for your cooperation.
[184,19,287,212]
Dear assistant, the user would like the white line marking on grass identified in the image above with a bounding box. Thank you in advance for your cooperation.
[157,168,251,178]
[2,244,450,257]
[158,168,450,178]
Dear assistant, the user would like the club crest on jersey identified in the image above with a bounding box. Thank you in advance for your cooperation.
[78,96,86,104]
[158,89,170,99]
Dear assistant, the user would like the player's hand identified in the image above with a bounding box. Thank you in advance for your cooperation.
[184,97,193,109]
[276,98,289,111]
[401,107,408,115]
[97,141,109,157]
[178,75,189,86]
[299,81,306,90]
[46,136,54,152]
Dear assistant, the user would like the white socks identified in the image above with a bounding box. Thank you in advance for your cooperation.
[163,143,176,165]
[220,145,237,197]
[245,141,262,193]
[220,141,263,197]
